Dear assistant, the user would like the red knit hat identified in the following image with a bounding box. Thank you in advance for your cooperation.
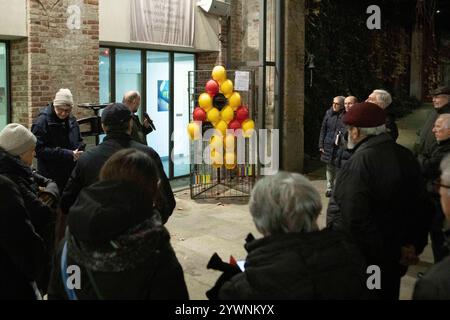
[343,102,386,127]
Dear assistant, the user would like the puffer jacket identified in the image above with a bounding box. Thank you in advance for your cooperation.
[48,180,188,300]
[218,229,372,300]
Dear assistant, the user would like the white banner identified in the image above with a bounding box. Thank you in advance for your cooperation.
[131,0,195,47]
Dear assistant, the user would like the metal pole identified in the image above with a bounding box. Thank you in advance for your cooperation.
[274,0,284,169]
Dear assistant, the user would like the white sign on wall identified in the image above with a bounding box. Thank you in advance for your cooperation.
[130,0,195,47]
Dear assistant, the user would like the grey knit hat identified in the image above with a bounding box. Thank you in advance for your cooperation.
[0,123,37,156]
[54,88,74,106]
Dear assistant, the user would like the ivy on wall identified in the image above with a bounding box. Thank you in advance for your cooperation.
[304,0,427,155]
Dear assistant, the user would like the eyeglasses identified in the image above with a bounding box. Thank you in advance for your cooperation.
[432,178,450,189]
[55,106,73,113]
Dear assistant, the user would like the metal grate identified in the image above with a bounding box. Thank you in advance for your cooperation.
[188,70,258,199]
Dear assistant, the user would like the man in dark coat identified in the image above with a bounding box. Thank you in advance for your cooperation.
[366,89,399,141]
[0,175,46,300]
[215,172,371,300]
[60,103,175,225]
[319,96,345,197]
[415,85,450,158]
[326,102,432,300]
[122,91,154,145]
[418,114,450,262]
[413,154,450,300]
[31,88,84,191]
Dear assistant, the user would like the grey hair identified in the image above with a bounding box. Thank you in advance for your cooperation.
[335,96,345,106]
[249,172,322,236]
[438,114,450,129]
[372,89,392,109]
[440,154,450,186]
[358,124,387,137]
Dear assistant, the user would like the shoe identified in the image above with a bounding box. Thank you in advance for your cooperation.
[325,190,332,198]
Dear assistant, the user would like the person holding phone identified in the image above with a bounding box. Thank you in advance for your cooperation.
[122,91,154,145]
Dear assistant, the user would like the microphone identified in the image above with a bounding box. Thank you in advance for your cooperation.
[144,112,156,131]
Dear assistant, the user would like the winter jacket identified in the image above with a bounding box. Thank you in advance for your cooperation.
[31,104,83,191]
[418,138,450,190]
[415,103,450,158]
[413,229,450,300]
[0,175,46,299]
[319,108,345,164]
[131,114,153,145]
[217,229,372,300]
[385,110,399,142]
[327,134,432,271]
[48,180,188,300]
[60,132,175,224]
[0,148,58,292]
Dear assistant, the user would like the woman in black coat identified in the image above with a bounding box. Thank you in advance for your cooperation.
[214,172,372,300]
[48,149,189,300]
[0,175,47,299]
[0,124,59,294]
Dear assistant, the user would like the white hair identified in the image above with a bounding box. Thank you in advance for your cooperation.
[440,154,450,187]
[372,89,392,109]
[437,114,450,129]
[359,124,387,136]
[249,172,322,236]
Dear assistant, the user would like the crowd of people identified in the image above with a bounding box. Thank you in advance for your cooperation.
[1,86,450,300]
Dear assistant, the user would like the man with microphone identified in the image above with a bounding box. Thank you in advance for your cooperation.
[122,91,155,145]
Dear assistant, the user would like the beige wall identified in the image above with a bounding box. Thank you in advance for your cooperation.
[99,0,220,52]
[0,0,27,39]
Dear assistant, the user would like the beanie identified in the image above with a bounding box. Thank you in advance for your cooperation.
[54,88,74,106]
[0,123,37,156]
[343,102,386,128]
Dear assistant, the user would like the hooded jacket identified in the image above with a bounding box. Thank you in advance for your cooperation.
[48,180,188,300]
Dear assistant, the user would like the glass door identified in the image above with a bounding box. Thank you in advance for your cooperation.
[173,53,195,177]
[146,51,170,176]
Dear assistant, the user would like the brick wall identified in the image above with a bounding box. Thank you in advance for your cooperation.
[10,0,99,128]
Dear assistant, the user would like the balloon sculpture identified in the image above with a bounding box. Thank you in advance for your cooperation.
[188,66,255,169]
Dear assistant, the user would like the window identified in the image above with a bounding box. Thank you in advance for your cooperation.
[0,42,9,130]
[99,47,195,179]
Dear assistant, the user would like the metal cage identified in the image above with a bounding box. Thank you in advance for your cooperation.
[188,69,258,199]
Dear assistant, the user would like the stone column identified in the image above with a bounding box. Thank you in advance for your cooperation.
[283,0,305,172]
[10,0,99,127]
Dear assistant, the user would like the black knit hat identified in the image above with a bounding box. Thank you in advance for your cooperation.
[101,103,132,127]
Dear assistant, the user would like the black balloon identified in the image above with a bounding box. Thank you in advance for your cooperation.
[213,93,228,111]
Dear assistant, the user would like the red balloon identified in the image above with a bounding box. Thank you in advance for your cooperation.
[236,106,249,122]
[205,80,219,97]
[228,119,242,131]
[193,107,207,122]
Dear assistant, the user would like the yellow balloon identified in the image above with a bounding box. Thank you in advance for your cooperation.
[225,153,236,170]
[199,93,212,111]
[212,66,227,83]
[242,119,255,138]
[220,80,234,96]
[210,135,223,150]
[224,134,235,150]
[207,108,220,124]
[187,122,201,140]
[215,120,228,137]
[220,106,234,123]
[229,92,242,111]
[211,149,223,167]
